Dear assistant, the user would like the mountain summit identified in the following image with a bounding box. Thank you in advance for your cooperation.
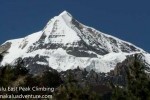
[0,11,150,74]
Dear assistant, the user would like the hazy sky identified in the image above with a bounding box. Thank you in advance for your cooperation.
[0,0,150,52]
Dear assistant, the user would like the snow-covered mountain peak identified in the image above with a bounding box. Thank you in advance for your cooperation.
[46,11,72,26]
[56,10,73,26]
[60,12,72,25]
[0,11,150,74]
[58,10,72,17]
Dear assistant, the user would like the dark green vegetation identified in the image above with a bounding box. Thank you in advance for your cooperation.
[111,54,150,100]
[0,54,150,100]
[0,55,102,100]
[0,65,102,100]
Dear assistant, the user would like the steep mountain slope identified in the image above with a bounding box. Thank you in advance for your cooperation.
[0,11,150,74]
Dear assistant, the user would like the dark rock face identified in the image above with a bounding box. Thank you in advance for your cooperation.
[60,68,126,88]
[0,42,11,54]
[120,43,139,53]
[112,53,150,76]
[15,55,51,74]
[71,18,83,30]
[66,49,97,57]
